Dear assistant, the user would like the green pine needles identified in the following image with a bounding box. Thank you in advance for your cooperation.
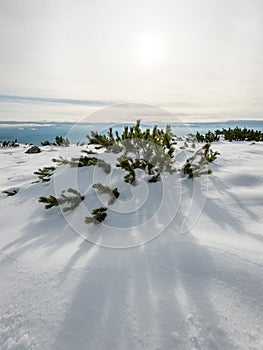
[85,207,107,225]
[39,188,85,212]
[52,156,111,173]
[87,131,114,148]
[204,148,220,163]
[196,127,263,142]
[41,136,70,147]
[95,120,177,184]
[34,166,56,182]
[182,143,218,179]
[93,183,120,205]
[0,139,19,148]
[36,121,223,229]
[196,131,220,143]
[81,149,97,155]
[58,188,85,212]
[2,189,18,196]
[84,184,119,225]
[87,120,175,150]
[38,195,59,209]
[116,158,137,185]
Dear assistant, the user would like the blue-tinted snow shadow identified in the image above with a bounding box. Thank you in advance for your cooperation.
[53,228,238,350]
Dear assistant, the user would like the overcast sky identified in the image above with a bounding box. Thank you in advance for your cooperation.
[0,0,262,121]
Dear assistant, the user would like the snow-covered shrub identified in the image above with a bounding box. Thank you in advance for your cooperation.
[25,146,41,154]
[93,183,120,205]
[0,139,19,148]
[52,156,111,173]
[182,143,218,179]
[38,195,59,209]
[34,166,56,182]
[196,127,263,142]
[39,188,84,212]
[85,207,107,225]
[41,136,70,147]
[2,189,18,196]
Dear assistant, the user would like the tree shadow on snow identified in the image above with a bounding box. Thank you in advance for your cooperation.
[53,226,239,350]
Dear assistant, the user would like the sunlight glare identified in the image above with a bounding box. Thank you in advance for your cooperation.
[136,33,164,66]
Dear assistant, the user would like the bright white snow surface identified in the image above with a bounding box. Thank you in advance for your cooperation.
[0,140,263,350]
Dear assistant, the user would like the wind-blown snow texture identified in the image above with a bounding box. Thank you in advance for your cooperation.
[0,141,263,350]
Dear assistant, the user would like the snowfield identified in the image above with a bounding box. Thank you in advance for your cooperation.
[0,140,263,350]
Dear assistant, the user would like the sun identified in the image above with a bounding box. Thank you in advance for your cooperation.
[136,33,164,66]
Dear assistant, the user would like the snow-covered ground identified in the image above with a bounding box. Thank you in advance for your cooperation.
[0,140,263,350]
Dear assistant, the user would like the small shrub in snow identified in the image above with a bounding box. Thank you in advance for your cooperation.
[106,143,123,154]
[41,140,52,146]
[34,166,56,182]
[195,127,263,142]
[69,156,98,167]
[41,136,70,147]
[87,131,114,148]
[2,189,18,196]
[92,183,120,205]
[116,157,136,185]
[81,149,97,155]
[37,121,221,229]
[182,143,218,179]
[195,130,220,143]
[111,121,176,184]
[58,188,85,212]
[204,148,220,163]
[96,159,111,174]
[182,159,194,179]
[39,188,85,212]
[25,146,41,154]
[38,195,59,209]
[88,119,175,150]
[85,207,107,225]
[52,156,70,166]
[0,139,19,148]
[52,156,111,173]
[54,136,70,147]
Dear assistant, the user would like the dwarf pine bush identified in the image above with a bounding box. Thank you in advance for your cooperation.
[87,131,114,147]
[182,159,194,179]
[81,149,97,155]
[58,188,85,212]
[116,157,137,185]
[41,140,52,146]
[2,189,18,196]
[55,136,70,146]
[204,148,220,163]
[196,127,263,142]
[182,143,218,178]
[85,207,107,224]
[195,131,220,143]
[92,120,177,184]
[34,166,56,182]
[93,183,120,205]
[38,195,59,209]
[52,156,111,173]
[52,156,70,166]
[0,140,19,148]
[41,136,70,147]
[37,121,222,229]
[39,188,84,212]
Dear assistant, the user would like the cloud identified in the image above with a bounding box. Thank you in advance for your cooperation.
[0,95,112,107]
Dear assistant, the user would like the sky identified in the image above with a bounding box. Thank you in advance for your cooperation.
[0,0,262,122]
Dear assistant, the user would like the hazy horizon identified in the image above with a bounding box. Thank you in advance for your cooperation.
[0,97,262,123]
[0,0,262,122]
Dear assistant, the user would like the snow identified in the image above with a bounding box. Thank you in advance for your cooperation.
[0,140,263,349]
